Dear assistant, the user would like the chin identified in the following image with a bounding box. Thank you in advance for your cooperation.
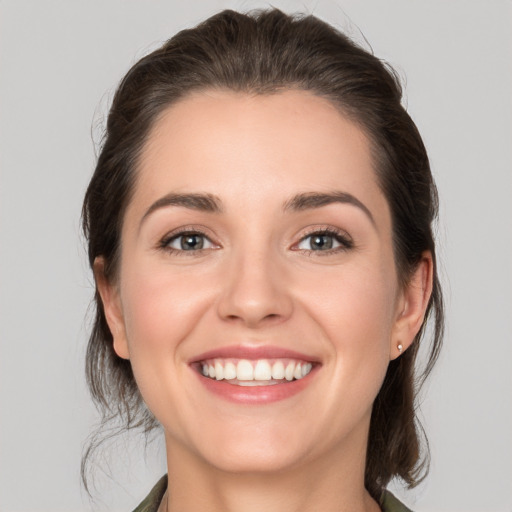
[203,446,303,475]
[188,425,310,474]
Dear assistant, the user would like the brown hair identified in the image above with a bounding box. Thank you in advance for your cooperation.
[82,8,443,500]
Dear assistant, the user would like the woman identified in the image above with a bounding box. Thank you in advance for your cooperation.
[82,9,443,512]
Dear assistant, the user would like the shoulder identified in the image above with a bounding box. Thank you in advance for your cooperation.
[132,475,168,512]
[380,490,414,512]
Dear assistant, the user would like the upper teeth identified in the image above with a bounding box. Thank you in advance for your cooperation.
[201,359,313,382]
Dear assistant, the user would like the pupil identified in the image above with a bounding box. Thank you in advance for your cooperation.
[181,234,203,250]
[311,235,332,250]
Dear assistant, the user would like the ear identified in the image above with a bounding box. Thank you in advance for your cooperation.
[94,256,130,360]
[391,251,433,360]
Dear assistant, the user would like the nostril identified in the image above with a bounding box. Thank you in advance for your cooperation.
[259,313,287,327]
[223,311,285,328]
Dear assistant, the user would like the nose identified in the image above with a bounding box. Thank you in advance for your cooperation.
[216,247,294,328]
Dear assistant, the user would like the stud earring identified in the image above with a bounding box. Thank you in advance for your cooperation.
[397,343,403,355]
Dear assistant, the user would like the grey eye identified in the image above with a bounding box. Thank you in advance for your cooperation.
[297,233,341,251]
[167,233,213,251]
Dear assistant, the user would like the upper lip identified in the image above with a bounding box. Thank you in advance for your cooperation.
[189,345,321,364]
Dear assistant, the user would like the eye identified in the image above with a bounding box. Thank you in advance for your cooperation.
[163,232,215,252]
[295,229,353,252]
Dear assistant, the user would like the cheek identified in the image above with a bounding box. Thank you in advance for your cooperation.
[120,261,214,356]
[296,260,398,397]
[117,261,218,427]
[300,260,398,344]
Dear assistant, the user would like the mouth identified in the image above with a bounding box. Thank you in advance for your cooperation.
[195,358,314,386]
[190,347,319,404]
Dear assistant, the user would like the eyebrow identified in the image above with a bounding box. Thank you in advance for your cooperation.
[140,192,222,228]
[283,191,376,226]
[139,190,375,228]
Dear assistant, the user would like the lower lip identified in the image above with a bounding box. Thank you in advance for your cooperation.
[194,367,318,404]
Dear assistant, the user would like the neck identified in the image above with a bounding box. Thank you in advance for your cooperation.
[163,433,381,512]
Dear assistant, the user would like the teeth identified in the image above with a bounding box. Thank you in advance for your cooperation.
[224,361,237,380]
[254,360,272,380]
[200,358,313,384]
[237,380,279,387]
[237,360,254,381]
[271,361,285,379]
[285,362,295,381]
[214,361,224,380]
[302,362,312,376]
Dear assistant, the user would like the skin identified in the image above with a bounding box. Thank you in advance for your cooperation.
[96,90,432,512]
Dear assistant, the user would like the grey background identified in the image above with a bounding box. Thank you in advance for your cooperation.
[0,1,510,511]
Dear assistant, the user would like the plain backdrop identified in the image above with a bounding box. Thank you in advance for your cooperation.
[0,1,510,511]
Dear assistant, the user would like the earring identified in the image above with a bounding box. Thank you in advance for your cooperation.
[397,343,403,355]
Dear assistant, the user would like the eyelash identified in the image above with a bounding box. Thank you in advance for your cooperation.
[158,226,353,256]
[159,227,216,256]
[293,227,354,256]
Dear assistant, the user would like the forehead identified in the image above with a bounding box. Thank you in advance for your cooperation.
[131,89,388,223]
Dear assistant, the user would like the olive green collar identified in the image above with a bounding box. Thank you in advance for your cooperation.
[132,475,413,512]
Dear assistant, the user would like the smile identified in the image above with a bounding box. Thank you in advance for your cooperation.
[190,346,319,404]
[200,358,314,386]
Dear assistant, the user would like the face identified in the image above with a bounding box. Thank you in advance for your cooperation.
[98,90,430,475]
